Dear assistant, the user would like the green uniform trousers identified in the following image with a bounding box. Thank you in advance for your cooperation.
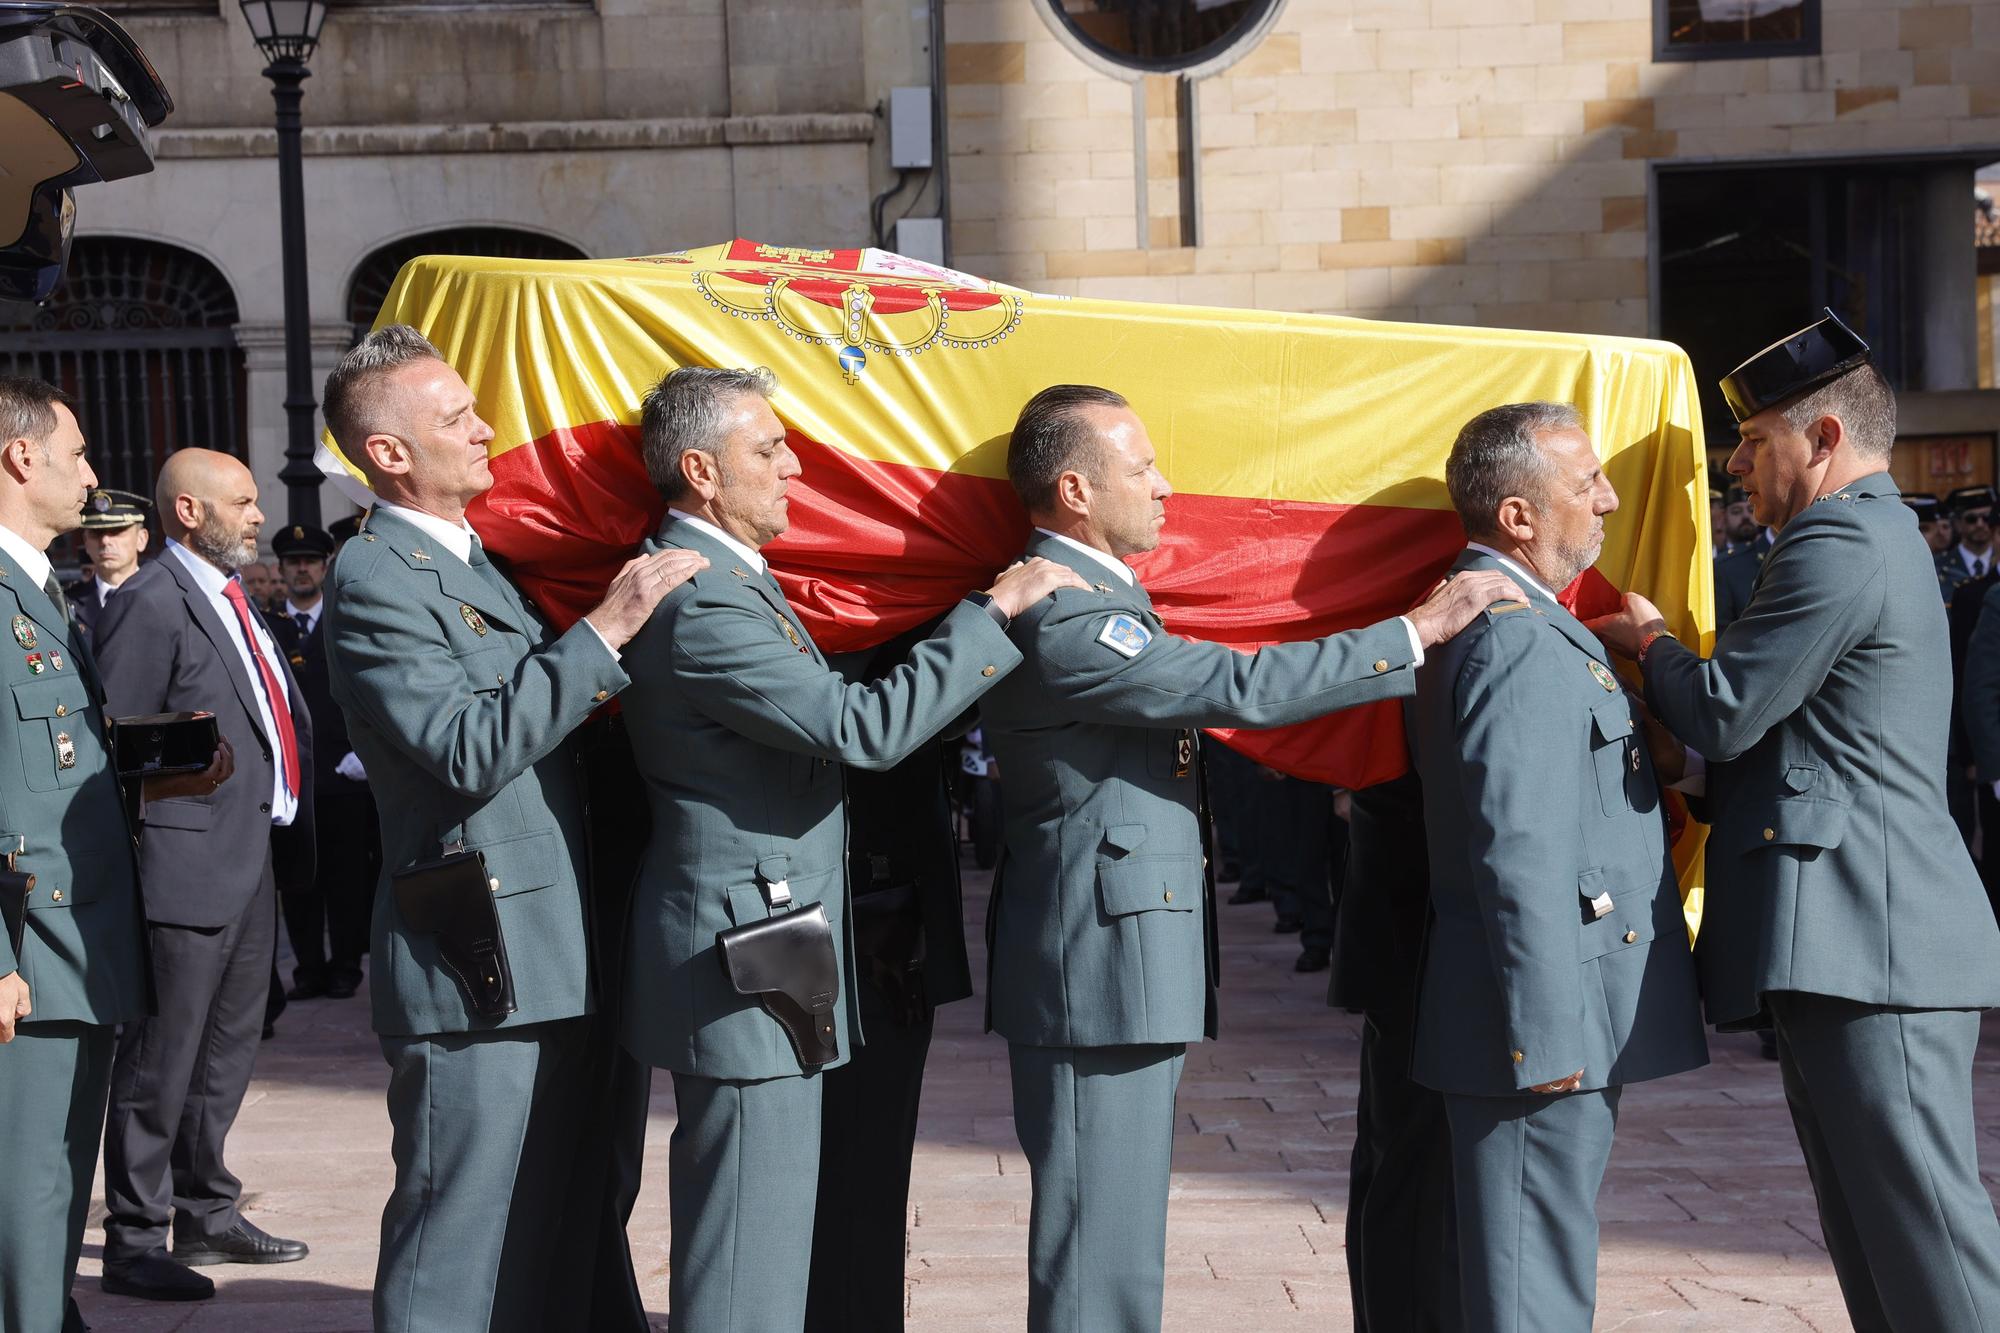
[1769,992,2000,1332]
[667,1069,824,1333]
[0,1022,111,1333]
[1443,1085,1622,1333]
[375,1018,590,1333]
[1008,1041,1186,1333]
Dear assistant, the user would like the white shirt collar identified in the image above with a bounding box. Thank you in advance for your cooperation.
[667,508,766,575]
[374,501,477,566]
[0,523,53,590]
[165,538,234,596]
[1465,541,1557,602]
[1959,542,1992,571]
[285,598,321,628]
[96,575,123,603]
[1034,528,1135,585]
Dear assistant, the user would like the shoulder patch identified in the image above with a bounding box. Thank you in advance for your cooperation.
[1096,612,1153,658]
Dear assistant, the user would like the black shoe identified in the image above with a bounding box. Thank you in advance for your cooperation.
[261,1021,276,1040]
[101,1249,215,1301]
[1757,1027,1779,1061]
[173,1218,309,1267]
[324,968,361,1000]
[285,973,328,1001]
[1228,884,1269,905]
[1294,946,1330,973]
[1273,916,1303,934]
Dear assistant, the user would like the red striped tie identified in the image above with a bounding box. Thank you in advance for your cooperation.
[222,578,301,797]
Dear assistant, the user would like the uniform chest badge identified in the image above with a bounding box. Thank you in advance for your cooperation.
[777,615,809,653]
[1096,613,1152,658]
[55,731,74,770]
[24,652,42,675]
[47,650,62,672]
[460,604,489,637]
[1588,660,1619,692]
[11,615,34,649]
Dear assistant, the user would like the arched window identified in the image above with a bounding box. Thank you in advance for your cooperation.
[0,237,246,498]
[347,227,587,343]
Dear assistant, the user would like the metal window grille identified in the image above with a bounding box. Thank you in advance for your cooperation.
[0,238,247,499]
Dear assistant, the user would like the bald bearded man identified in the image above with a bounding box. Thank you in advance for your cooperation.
[96,448,315,1300]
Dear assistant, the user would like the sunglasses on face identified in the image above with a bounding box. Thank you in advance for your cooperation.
[1964,511,1993,526]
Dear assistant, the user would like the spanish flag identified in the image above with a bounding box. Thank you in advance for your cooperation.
[325,239,1710,858]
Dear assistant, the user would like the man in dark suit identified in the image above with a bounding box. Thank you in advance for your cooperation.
[96,447,314,1300]
[62,487,150,645]
[1712,486,1769,632]
[808,623,979,1331]
[269,523,377,1001]
[1330,773,1459,1332]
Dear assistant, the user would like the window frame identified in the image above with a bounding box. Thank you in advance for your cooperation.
[1653,0,1820,64]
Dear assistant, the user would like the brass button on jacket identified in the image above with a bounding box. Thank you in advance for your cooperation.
[1372,659,1389,673]
[1763,827,1776,841]
[593,689,610,702]
[981,665,997,677]
[1624,930,1638,944]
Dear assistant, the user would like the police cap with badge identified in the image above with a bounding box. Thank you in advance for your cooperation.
[1719,307,1871,423]
[79,488,150,531]
[271,523,335,560]
[1903,493,1942,524]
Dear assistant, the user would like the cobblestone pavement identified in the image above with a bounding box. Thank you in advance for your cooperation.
[74,867,2000,1330]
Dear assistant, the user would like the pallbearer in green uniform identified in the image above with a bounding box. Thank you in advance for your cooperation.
[976,385,1525,1333]
[0,378,226,1333]
[1597,312,2000,1331]
[319,328,707,1333]
[615,367,1082,1332]
[1411,404,1707,1332]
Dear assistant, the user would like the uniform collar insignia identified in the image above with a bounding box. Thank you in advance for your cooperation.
[410,548,433,562]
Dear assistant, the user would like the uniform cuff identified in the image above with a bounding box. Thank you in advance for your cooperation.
[1399,616,1425,668]
[581,617,621,662]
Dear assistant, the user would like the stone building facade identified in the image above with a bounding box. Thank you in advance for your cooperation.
[945,0,2000,479]
[10,0,1999,514]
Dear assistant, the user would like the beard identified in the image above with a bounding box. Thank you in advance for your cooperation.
[1542,532,1602,592]
[189,504,259,573]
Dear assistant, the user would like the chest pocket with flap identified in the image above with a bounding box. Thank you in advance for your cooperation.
[14,676,98,793]
[1587,692,1655,817]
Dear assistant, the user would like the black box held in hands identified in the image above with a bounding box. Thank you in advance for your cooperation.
[111,711,220,778]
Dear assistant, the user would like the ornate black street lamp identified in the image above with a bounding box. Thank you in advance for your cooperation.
[240,1,329,525]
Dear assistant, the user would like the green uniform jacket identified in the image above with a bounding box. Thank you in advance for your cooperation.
[978,531,1419,1049]
[618,517,1018,1080]
[325,509,629,1038]
[1645,473,2000,1029]
[0,566,146,1024]
[1410,549,1706,1095]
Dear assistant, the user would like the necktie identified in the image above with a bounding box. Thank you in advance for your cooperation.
[41,571,69,626]
[222,578,302,797]
[294,612,313,637]
[1977,559,1986,578]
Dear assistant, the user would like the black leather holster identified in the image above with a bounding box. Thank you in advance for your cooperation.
[716,902,840,1069]
[393,849,517,1021]
[0,865,31,962]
